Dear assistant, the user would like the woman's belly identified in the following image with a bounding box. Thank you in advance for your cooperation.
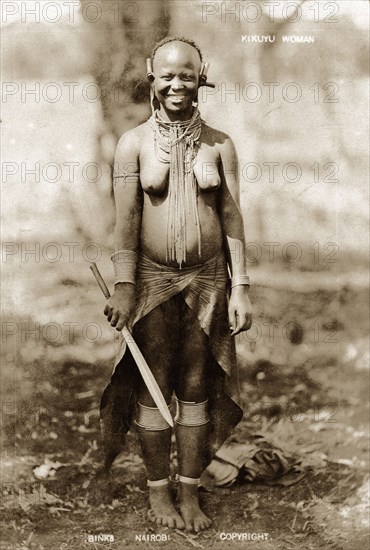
[140,193,223,267]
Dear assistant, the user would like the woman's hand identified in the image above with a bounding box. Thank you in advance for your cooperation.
[104,283,136,331]
[228,286,253,336]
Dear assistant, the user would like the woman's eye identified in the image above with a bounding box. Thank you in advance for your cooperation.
[160,75,194,82]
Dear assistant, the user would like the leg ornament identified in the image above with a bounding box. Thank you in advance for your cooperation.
[174,397,210,427]
[135,402,172,431]
[147,478,169,487]
[177,474,200,485]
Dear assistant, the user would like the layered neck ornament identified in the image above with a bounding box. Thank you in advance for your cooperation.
[150,108,202,267]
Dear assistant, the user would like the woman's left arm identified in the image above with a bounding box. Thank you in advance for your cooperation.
[218,135,253,336]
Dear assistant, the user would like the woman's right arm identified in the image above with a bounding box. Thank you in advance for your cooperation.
[104,130,143,331]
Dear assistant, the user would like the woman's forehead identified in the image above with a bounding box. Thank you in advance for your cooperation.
[153,42,201,72]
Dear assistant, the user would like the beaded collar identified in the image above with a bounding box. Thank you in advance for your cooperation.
[149,109,203,266]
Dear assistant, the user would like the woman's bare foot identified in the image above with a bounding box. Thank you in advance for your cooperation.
[177,483,212,532]
[148,485,185,529]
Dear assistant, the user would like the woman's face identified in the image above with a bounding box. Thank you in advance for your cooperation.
[152,41,201,120]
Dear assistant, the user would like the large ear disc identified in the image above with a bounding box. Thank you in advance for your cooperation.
[146,58,155,83]
[146,58,158,114]
[199,62,215,89]
[200,62,210,78]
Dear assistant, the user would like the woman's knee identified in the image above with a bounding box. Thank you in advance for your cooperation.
[138,379,173,407]
[175,370,208,402]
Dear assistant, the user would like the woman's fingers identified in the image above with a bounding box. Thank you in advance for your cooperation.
[228,305,236,332]
[105,309,129,331]
[103,298,131,331]
[107,309,113,322]
[230,309,253,336]
[245,313,253,330]
[229,309,241,336]
[110,311,119,327]
[104,305,121,325]
[115,315,126,332]
[231,317,243,336]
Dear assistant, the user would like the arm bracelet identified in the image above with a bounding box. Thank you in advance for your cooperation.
[231,275,250,289]
[113,172,140,182]
[111,249,138,285]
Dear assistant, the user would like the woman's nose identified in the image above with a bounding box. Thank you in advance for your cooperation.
[171,78,184,90]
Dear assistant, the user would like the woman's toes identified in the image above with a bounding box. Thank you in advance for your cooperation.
[205,516,212,528]
[167,517,175,529]
[184,520,193,532]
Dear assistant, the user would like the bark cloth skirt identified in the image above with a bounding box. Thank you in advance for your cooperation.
[100,250,244,470]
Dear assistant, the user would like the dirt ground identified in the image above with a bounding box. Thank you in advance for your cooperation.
[1,276,369,550]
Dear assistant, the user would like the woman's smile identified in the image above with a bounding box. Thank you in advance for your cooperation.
[167,94,186,102]
[152,41,201,120]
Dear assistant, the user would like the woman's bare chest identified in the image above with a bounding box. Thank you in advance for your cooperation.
[139,131,221,196]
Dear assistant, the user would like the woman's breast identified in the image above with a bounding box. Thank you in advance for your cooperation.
[139,162,221,196]
[139,139,221,195]
[139,165,169,195]
[193,159,221,191]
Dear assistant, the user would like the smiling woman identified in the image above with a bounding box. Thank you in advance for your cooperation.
[101,36,253,532]
[150,38,202,120]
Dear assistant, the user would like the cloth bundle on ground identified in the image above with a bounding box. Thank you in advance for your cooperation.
[99,250,243,469]
[201,435,306,489]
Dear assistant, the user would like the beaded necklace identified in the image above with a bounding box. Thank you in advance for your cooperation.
[150,108,202,267]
